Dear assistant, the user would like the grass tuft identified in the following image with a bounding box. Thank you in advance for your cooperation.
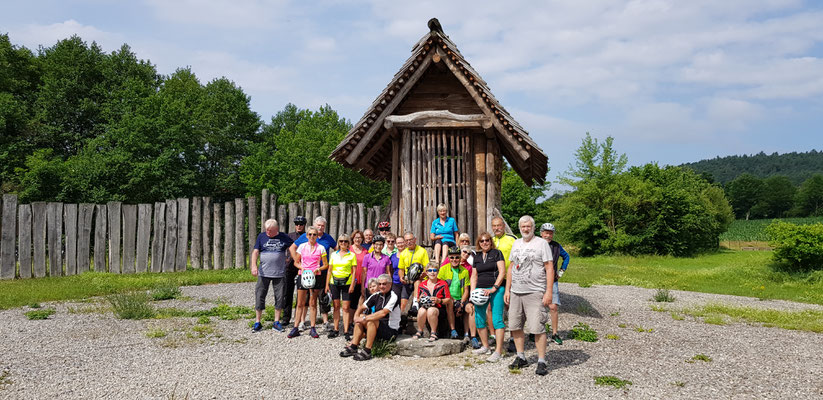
[0,369,11,389]
[28,303,41,309]
[108,291,156,320]
[652,288,676,302]
[151,281,182,301]
[568,322,598,342]
[594,375,632,389]
[687,353,712,363]
[509,367,522,374]
[650,305,667,312]
[605,334,620,340]
[370,339,397,358]
[682,303,823,333]
[673,381,686,387]
[671,312,685,321]
[634,326,654,332]
[145,328,167,338]
[24,308,56,320]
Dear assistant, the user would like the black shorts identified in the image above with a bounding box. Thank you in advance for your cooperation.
[296,271,326,290]
[329,284,351,302]
[376,321,399,342]
[391,283,403,298]
[400,283,414,300]
[433,238,456,247]
[255,276,286,310]
[349,284,362,310]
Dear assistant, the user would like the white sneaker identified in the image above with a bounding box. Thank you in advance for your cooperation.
[472,347,491,355]
[486,352,502,363]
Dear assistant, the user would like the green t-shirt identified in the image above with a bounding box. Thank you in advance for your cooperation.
[448,266,462,298]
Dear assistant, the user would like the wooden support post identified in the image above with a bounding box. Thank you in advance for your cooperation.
[190,197,201,269]
[391,138,400,233]
[358,203,366,231]
[329,206,339,239]
[320,201,330,222]
[260,189,269,233]
[288,202,298,233]
[464,133,476,240]
[486,139,499,231]
[338,202,347,236]
[77,204,94,273]
[175,198,189,271]
[151,202,165,273]
[298,199,305,220]
[93,204,107,273]
[401,129,412,236]
[248,197,257,264]
[474,135,487,234]
[305,201,314,227]
[348,204,356,235]
[107,201,121,274]
[269,193,277,220]
[136,204,152,273]
[213,202,222,270]
[63,204,78,276]
[33,203,48,277]
[235,198,244,268]
[367,208,375,232]
[162,200,177,272]
[202,197,212,269]
[224,201,233,269]
[1,195,18,279]
[121,204,137,274]
[278,205,287,234]
[47,202,63,277]
[18,204,32,279]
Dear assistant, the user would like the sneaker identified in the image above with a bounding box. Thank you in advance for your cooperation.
[327,330,339,339]
[470,337,481,349]
[298,322,307,331]
[353,349,372,361]
[535,361,549,376]
[450,329,459,339]
[287,327,300,338]
[551,333,563,345]
[472,347,491,355]
[344,333,352,341]
[509,356,528,370]
[309,327,319,338]
[252,322,263,332]
[339,346,357,357]
[272,321,284,332]
[507,338,516,353]
[486,352,502,363]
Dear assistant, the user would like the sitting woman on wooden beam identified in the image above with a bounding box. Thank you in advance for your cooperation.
[430,203,459,265]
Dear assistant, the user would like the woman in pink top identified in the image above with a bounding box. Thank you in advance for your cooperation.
[291,226,328,338]
[350,230,368,309]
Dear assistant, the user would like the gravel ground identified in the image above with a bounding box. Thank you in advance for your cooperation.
[1,282,822,399]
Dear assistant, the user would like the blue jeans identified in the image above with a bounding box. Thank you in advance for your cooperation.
[474,286,505,330]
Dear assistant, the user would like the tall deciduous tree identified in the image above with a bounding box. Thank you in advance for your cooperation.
[794,174,823,217]
[501,163,550,230]
[725,173,765,220]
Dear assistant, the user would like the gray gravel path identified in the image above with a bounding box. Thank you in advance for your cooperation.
[1,282,821,399]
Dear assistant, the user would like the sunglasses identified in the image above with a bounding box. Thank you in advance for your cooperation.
[448,256,460,260]
[426,269,438,272]
[479,239,491,243]
[338,240,349,243]
[295,223,306,226]
[307,233,317,237]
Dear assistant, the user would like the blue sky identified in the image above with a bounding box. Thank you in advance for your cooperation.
[3,0,822,191]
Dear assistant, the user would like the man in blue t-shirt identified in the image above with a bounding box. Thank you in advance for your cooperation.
[251,219,294,333]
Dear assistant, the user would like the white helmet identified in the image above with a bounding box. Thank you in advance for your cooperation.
[419,295,433,308]
[470,288,489,306]
[301,269,316,288]
[541,223,555,232]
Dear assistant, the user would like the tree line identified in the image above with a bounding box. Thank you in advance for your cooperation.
[680,150,823,185]
[724,173,823,219]
[0,34,387,205]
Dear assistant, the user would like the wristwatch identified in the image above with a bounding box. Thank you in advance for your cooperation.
[493,284,500,290]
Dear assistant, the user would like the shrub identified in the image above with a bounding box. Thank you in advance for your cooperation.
[25,308,56,320]
[652,288,676,302]
[151,281,182,301]
[568,322,598,342]
[369,339,397,358]
[108,292,156,319]
[766,221,823,271]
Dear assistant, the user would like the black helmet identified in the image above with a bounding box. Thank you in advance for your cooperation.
[447,246,461,255]
[407,263,424,282]
[319,292,331,308]
[373,235,386,244]
[294,216,307,225]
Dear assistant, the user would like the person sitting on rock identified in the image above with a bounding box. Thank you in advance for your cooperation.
[339,274,401,361]
[413,262,452,341]
[438,246,471,341]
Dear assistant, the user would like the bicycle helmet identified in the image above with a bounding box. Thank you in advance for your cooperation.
[419,295,433,309]
[470,288,489,306]
[319,291,331,308]
[300,269,316,288]
[540,223,555,232]
[406,263,424,282]
[294,216,307,225]
[377,221,391,231]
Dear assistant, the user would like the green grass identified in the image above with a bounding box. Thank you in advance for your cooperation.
[681,303,823,333]
[652,288,676,302]
[670,312,685,321]
[145,328,167,338]
[720,217,823,241]
[605,334,620,340]
[687,353,712,363]
[150,281,182,301]
[24,308,56,320]
[594,375,632,389]
[108,292,156,319]
[0,269,253,310]
[369,339,397,358]
[568,322,598,342]
[563,250,823,305]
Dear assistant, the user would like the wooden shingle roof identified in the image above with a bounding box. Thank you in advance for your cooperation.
[330,19,548,185]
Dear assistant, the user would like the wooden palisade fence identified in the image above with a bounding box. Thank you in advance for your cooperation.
[0,192,382,280]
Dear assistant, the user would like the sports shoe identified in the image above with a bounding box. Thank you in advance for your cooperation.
[509,356,528,370]
[353,349,372,361]
[309,327,319,338]
[507,338,516,353]
[298,322,307,331]
[470,337,481,349]
[339,346,357,357]
[551,333,563,345]
[472,346,491,355]
[558,269,565,279]
[272,321,284,332]
[409,304,418,316]
[450,329,459,339]
[344,333,352,341]
[486,352,502,363]
[327,330,339,339]
[287,327,300,338]
[252,322,263,332]
[535,361,549,376]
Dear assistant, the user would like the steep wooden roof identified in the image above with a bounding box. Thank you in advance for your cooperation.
[330,19,548,185]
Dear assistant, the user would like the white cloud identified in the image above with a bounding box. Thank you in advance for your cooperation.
[143,0,290,29]
[8,19,124,51]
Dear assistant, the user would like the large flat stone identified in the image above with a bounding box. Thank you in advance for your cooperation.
[395,336,466,357]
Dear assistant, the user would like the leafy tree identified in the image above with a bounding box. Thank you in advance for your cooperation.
[681,150,823,185]
[794,174,823,216]
[240,104,390,205]
[0,34,39,191]
[501,163,549,230]
[755,175,796,218]
[725,173,764,220]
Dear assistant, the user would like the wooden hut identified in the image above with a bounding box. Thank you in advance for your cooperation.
[331,18,548,245]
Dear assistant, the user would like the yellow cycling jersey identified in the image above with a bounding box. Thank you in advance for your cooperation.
[493,234,516,271]
[398,245,430,273]
[329,250,357,285]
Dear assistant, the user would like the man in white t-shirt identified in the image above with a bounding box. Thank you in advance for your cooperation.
[504,215,554,376]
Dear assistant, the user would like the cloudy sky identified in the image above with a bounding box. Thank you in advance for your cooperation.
[3,0,822,190]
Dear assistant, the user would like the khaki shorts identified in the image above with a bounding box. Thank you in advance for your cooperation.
[508,292,549,335]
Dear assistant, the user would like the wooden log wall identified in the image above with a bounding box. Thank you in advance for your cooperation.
[0,192,380,279]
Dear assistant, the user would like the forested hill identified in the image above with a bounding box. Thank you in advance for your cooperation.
[680,150,823,185]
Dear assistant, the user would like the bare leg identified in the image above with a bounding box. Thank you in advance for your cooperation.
[342,300,351,333]
[427,308,440,334]
[296,290,307,326]
[465,303,477,336]
[309,290,318,327]
[549,304,559,335]
[512,329,526,353]
[535,333,547,360]
[494,327,505,354]
[332,300,341,331]
[478,327,489,349]
[416,308,427,333]
[444,298,456,330]
[433,243,441,264]
[365,319,379,349]
[350,319,366,346]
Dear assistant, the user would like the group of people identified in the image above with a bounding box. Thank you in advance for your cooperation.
[250,204,570,375]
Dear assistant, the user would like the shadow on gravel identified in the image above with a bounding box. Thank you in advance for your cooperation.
[560,293,603,319]
[526,349,590,371]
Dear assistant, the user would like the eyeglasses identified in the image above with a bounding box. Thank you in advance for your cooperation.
[378,282,390,286]
[426,269,438,272]
[479,239,491,243]
[387,240,395,243]
[448,256,460,260]
[295,223,306,226]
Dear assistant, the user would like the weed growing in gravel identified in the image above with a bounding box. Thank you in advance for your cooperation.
[650,305,667,312]
[634,326,654,333]
[610,311,620,316]
[156,304,254,320]
[197,316,211,324]
[594,375,632,389]
[617,323,627,328]
[578,282,592,288]
[568,322,598,342]
[151,281,182,301]
[187,324,219,339]
[509,368,522,374]
[0,369,12,389]
[28,303,41,309]
[682,303,823,333]
[369,340,397,358]
[671,312,685,321]
[605,334,620,340]
[686,354,712,363]
[145,328,167,338]
[24,308,56,320]
[652,288,676,302]
[673,381,686,387]
[108,292,156,320]
[703,315,726,325]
